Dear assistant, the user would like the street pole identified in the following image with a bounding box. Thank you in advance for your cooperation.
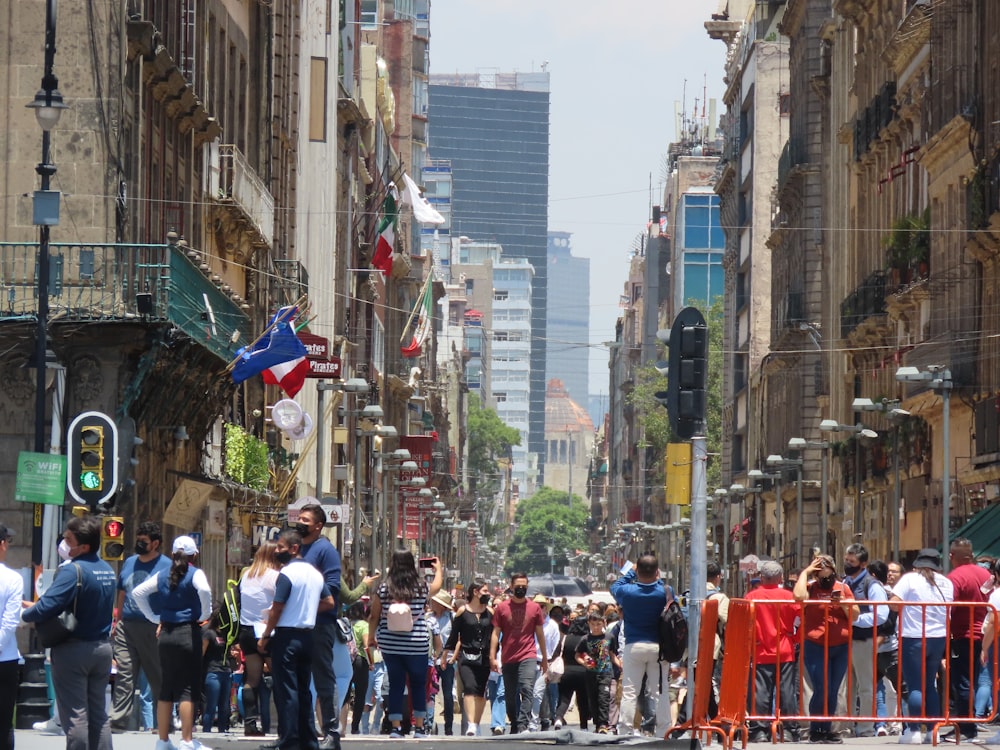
[687,433,707,722]
[795,466,803,569]
[353,428,362,574]
[892,425,900,562]
[941,378,951,571]
[316,382,327,497]
[820,445,829,555]
[854,432,862,539]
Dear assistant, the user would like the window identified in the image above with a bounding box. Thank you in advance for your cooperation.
[495,392,507,403]
[361,0,378,29]
[465,278,473,295]
[309,58,328,141]
[494,331,508,342]
[494,290,508,302]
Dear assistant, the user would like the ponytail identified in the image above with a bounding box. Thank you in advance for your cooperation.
[169,550,192,590]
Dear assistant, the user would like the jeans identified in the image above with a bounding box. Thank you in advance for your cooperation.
[501,659,538,733]
[975,645,995,718]
[202,671,232,732]
[430,663,455,733]
[584,672,612,729]
[618,641,669,736]
[258,674,273,733]
[876,649,900,723]
[272,627,319,750]
[529,667,547,730]
[900,636,947,733]
[384,651,428,724]
[350,655,370,732]
[803,641,849,734]
[137,670,155,730]
[362,661,386,734]
[951,638,983,737]
[311,620,339,736]
[488,672,506,731]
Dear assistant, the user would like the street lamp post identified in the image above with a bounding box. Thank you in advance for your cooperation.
[29,0,68,573]
[896,365,953,569]
[767,454,804,569]
[714,488,730,583]
[853,398,911,561]
[788,437,830,556]
[819,420,878,545]
[748,468,782,559]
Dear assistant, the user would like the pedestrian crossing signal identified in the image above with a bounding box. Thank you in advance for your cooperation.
[67,412,119,509]
[101,516,125,561]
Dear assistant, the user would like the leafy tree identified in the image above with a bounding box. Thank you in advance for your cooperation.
[467,392,521,493]
[626,298,724,497]
[506,486,589,575]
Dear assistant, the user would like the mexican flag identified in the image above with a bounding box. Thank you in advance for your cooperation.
[371,188,398,275]
[401,275,434,357]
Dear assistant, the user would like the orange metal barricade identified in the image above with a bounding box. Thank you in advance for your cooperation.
[714,598,1000,746]
[674,596,727,745]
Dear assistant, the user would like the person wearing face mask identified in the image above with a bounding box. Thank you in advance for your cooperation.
[442,578,495,736]
[108,520,172,733]
[295,504,343,750]
[794,555,859,743]
[490,573,549,734]
[842,543,888,737]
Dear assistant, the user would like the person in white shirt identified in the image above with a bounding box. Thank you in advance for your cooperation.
[238,542,281,737]
[529,596,562,731]
[0,526,22,750]
[889,548,955,744]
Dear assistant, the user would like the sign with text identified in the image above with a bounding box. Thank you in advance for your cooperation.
[15,452,67,505]
[307,357,342,378]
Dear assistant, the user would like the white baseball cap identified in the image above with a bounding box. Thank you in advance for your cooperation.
[172,535,199,556]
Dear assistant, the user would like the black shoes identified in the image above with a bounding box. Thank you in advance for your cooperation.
[318,731,341,750]
[244,720,265,737]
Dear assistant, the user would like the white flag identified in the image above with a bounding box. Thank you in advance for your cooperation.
[400,172,445,225]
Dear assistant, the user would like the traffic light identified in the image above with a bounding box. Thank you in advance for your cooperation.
[100,516,125,561]
[666,306,708,439]
[67,411,119,509]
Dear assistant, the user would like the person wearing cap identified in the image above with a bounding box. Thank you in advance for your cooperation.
[132,534,213,750]
[428,590,456,735]
[24,514,117,750]
[889,548,955,744]
[109,520,172,733]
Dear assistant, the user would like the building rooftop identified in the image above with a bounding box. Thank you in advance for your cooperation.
[545,378,595,434]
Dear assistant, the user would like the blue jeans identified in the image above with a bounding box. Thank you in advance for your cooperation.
[975,645,995,718]
[361,662,386,734]
[384,651,428,724]
[488,673,506,731]
[137,670,155,730]
[273,627,319,750]
[202,671,232,732]
[901,636,946,732]
[428,664,455,732]
[803,641,849,734]
[951,638,983,737]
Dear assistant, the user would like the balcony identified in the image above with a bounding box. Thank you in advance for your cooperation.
[840,271,887,338]
[207,143,275,248]
[0,241,249,361]
[777,290,805,331]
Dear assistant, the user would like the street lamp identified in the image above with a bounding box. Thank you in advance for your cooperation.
[714,488,731,582]
[788,437,830,556]
[748,468,781,559]
[853,398,911,561]
[29,0,68,574]
[767,454,804,569]
[896,365,953,569]
[819,420,878,544]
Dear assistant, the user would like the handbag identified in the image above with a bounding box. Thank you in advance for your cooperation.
[335,616,352,643]
[35,564,82,649]
[546,655,565,683]
[460,648,482,666]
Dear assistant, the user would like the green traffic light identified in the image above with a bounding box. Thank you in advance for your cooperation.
[81,470,102,490]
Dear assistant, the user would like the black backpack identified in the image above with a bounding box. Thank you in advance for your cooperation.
[658,597,688,662]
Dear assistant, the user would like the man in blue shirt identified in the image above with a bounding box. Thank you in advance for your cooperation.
[611,554,672,737]
[297,504,343,750]
[23,514,116,750]
[109,520,171,732]
[843,543,888,737]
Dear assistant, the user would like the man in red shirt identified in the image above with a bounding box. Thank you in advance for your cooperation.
[745,560,802,742]
[947,538,990,741]
[490,573,549,734]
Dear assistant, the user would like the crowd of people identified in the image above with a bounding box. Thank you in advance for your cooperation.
[11,511,1000,749]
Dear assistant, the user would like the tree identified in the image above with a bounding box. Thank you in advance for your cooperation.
[467,392,521,493]
[505,486,589,575]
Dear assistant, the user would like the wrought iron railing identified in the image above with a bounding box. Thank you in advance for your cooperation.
[840,270,887,338]
[0,242,249,361]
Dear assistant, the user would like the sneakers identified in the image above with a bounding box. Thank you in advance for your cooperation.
[154,741,177,750]
[822,732,844,744]
[177,741,210,750]
[553,719,563,730]
[492,726,504,736]
[901,731,923,745]
[413,729,427,739]
[33,718,64,735]
[877,727,890,737]
[465,726,478,737]
[389,729,405,739]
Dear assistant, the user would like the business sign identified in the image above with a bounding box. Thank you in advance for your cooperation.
[298,332,330,360]
[307,357,342,378]
[15,452,67,505]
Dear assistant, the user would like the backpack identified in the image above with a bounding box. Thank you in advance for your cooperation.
[218,578,241,650]
[706,589,727,648]
[387,601,414,633]
[658,597,688,662]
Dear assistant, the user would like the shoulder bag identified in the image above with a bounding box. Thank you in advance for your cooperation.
[35,564,82,649]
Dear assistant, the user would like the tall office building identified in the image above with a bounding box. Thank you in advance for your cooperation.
[546,232,590,409]
[428,71,550,488]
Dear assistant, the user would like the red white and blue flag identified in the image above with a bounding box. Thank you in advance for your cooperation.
[231,306,310,396]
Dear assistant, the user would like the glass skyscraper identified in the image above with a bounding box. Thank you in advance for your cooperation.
[429,71,550,485]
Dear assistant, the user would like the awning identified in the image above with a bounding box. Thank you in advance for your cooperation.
[950,502,1000,558]
[164,477,218,529]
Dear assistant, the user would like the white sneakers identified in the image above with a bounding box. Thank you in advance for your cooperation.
[154,740,177,750]
[33,718,64,735]
[466,725,478,737]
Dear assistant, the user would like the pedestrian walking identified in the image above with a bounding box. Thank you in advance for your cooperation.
[428,589,455,734]
[554,614,591,730]
[442,578,494,736]
[132,534,213,750]
[889,548,955,745]
[367,550,443,738]
[490,573,549,734]
[0,524,23,750]
[109,520,171,733]
[295,504,343,750]
[24,514,117,750]
[237,542,281,737]
[575,611,613,733]
[793,554,858,744]
[256,529,336,750]
[611,554,672,736]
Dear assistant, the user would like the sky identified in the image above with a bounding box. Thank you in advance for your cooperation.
[428,1,726,399]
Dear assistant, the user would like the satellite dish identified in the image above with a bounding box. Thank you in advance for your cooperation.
[286,412,314,441]
[272,399,304,431]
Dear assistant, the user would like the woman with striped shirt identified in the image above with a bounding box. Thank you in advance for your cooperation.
[366,550,443,738]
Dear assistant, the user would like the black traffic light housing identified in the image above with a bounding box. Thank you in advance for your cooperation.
[67,411,119,510]
[666,306,708,439]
